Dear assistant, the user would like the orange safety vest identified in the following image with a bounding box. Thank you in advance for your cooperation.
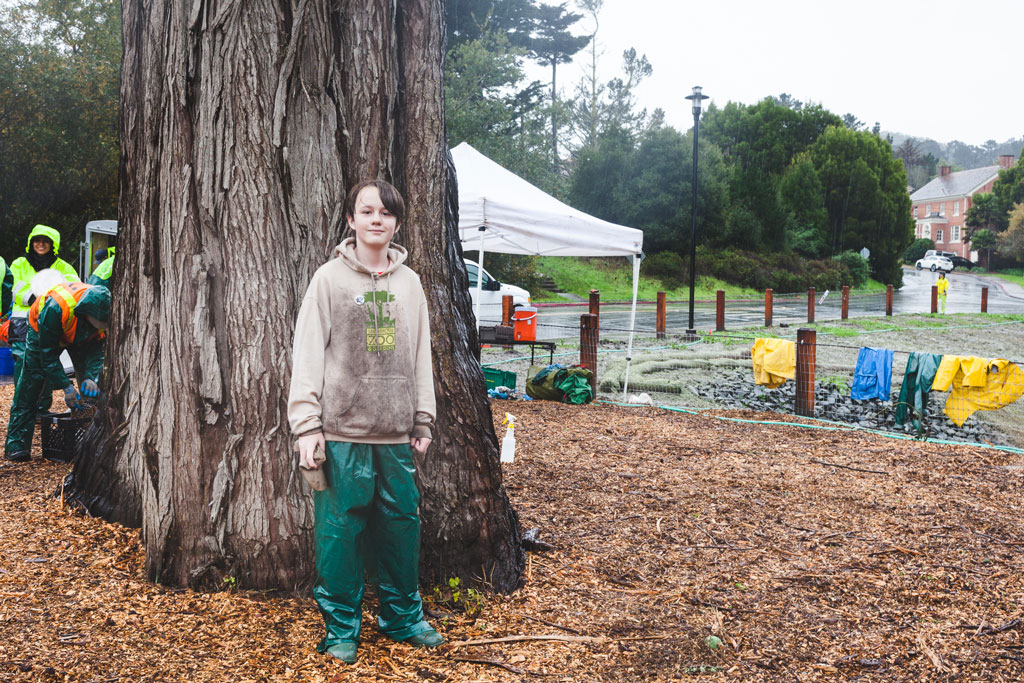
[28,281,105,345]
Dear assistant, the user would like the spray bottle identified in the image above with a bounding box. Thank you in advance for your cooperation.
[500,413,517,463]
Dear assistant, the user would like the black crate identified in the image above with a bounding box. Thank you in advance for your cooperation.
[38,413,90,463]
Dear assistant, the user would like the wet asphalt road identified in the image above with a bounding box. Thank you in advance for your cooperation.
[529,267,1024,340]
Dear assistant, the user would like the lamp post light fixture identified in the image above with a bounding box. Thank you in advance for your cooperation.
[684,85,708,337]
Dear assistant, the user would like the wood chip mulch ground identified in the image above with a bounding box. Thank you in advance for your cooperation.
[2,386,1023,681]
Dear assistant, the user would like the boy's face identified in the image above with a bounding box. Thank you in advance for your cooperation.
[348,186,398,250]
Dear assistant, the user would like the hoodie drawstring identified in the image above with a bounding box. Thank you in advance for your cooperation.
[370,273,381,357]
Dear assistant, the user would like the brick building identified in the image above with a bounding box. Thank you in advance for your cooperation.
[909,154,1015,259]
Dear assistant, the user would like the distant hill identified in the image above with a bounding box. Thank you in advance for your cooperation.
[886,133,1023,191]
[887,132,1023,170]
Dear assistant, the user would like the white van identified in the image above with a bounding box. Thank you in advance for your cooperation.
[464,259,531,324]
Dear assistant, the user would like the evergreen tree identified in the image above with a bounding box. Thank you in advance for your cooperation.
[527,2,589,161]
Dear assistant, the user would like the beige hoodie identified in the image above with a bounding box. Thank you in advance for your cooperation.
[288,238,435,444]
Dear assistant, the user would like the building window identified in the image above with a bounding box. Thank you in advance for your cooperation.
[926,204,931,215]
[954,201,960,216]
[952,226,961,242]
[940,203,945,216]
[923,225,931,238]
[936,229,944,242]
[913,207,918,218]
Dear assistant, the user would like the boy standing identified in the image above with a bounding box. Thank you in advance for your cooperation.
[288,180,442,664]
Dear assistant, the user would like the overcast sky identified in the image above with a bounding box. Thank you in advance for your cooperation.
[535,0,1023,147]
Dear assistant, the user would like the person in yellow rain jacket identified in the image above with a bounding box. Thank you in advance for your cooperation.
[936,272,949,314]
[8,225,80,412]
[751,338,796,388]
[931,355,1024,426]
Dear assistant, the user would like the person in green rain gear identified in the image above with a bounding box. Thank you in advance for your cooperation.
[3,271,108,463]
[8,225,80,410]
[88,246,116,287]
[0,256,13,319]
[288,180,442,664]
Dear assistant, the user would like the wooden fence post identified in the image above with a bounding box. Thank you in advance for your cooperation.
[589,290,600,331]
[501,295,513,326]
[656,292,666,339]
[931,285,938,314]
[765,289,773,328]
[841,285,849,320]
[796,328,816,417]
[580,313,598,395]
[981,286,988,313]
[716,290,725,332]
[885,284,893,317]
[807,287,815,324]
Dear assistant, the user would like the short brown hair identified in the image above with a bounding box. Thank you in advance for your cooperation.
[344,179,406,226]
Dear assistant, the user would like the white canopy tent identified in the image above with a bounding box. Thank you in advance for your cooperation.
[451,141,645,399]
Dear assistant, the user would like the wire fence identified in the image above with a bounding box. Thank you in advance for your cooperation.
[481,297,1024,449]
[593,327,1024,450]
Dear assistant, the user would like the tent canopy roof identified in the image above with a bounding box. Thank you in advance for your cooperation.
[452,142,643,257]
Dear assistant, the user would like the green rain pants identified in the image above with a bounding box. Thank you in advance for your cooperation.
[4,344,92,456]
[312,441,432,650]
[10,333,53,414]
[5,349,50,456]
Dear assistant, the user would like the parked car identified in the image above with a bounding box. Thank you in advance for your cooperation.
[924,249,957,260]
[949,255,976,270]
[464,259,531,324]
[915,255,954,272]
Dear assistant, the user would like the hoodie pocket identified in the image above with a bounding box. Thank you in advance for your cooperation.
[325,375,415,436]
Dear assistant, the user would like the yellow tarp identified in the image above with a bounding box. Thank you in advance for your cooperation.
[751,338,796,389]
[931,356,1024,427]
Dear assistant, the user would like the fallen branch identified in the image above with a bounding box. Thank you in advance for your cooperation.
[868,546,920,557]
[958,619,1022,636]
[916,634,949,672]
[811,459,887,475]
[448,634,608,648]
[452,656,535,676]
[963,526,1024,547]
[521,615,582,635]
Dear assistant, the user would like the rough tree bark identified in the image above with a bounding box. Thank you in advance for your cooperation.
[64,0,524,593]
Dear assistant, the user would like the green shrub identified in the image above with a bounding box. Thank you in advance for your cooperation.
[641,251,687,290]
[836,250,870,287]
[903,238,934,264]
[693,247,863,293]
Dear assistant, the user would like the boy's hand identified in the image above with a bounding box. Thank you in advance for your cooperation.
[410,437,431,455]
[296,432,325,469]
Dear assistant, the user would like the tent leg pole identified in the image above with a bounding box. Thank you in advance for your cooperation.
[623,253,641,401]
[475,230,486,331]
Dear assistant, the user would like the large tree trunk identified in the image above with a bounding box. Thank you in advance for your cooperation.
[64,0,523,593]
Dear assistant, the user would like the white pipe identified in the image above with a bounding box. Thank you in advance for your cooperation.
[475,229,486,331]
[622,253,642,400]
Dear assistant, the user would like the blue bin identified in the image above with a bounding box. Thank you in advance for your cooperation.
[0,347,12,376]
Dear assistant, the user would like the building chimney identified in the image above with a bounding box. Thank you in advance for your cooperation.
[940,165,952,176]
[1000,154,1015,169]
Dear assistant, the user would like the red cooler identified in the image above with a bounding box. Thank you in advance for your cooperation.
[512,307,537,342]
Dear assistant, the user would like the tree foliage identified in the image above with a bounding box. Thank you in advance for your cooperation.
[444,31,557,191]
[996,203,1024,262]
[701,97,843,252]
[806,125,913,286]
[569,124,730,254]
[988,151,1024,233]
[965,192,1000,238]
[0,0,120,261]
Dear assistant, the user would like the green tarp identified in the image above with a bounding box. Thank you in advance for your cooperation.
[525,364,594,404]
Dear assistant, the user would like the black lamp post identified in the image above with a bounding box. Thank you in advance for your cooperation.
[684,85,708,337]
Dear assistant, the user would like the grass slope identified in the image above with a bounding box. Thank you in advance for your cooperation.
[535,256,886,302]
